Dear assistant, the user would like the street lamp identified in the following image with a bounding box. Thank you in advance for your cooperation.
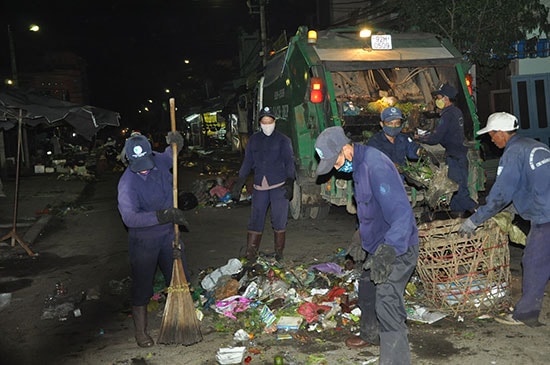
[6,23,40,87]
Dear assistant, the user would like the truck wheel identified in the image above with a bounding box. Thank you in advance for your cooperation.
[289,181,308,220]
[309,205,330,219]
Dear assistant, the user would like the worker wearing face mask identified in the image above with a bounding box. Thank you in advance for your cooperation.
[417,83,478,217]
[367,106,425,175]
[315,126,419,365]
[232,106,296,261]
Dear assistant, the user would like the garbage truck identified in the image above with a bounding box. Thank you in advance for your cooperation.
[255,25,485,220]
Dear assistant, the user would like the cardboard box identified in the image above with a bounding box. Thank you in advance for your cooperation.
[276,316,303,331]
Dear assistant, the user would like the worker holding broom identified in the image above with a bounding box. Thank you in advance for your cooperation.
[117,131,189,347]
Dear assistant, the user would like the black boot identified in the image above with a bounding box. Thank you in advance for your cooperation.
[274,230,286,261]
[132,305,154,347]
[246,231,262,261]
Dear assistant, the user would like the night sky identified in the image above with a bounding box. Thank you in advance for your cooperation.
[1,0,317,126]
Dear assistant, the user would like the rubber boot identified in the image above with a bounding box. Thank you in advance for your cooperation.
[246,231,262,261]
[274,230,286,261]
[132,305,154,347]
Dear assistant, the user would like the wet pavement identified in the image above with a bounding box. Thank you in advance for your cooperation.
[0,172,89,256]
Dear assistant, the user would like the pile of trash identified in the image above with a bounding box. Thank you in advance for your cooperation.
[188,176,250,209]
[190,250,449,351]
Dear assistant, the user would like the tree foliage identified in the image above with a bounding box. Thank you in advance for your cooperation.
[395,0,550,70]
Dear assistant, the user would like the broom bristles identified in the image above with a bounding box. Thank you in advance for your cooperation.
[158,258,203,345]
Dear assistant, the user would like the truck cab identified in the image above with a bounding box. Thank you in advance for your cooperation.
[257,26,484,220]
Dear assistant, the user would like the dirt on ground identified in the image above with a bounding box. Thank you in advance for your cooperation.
[0,151,549,365]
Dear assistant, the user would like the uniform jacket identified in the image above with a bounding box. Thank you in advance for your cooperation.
[353,144,419,256]
[471,134,550,225]
[238,130,295,186]
[420,105,467,158]
[367,132,420,166]
[117,147,174,237]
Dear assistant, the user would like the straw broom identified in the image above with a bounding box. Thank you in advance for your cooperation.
[157,98,203,345]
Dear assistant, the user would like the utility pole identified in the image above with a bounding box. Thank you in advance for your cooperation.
[259,0,267,67]
[247,0,268,67]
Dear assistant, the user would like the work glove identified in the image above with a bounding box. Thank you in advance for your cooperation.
[283,178,294,200]
[347,230,366,263]
[458,218,477,238]
[231,177,246,202]
[166,131,184,153]
[156,208,190,231]
[363,244,396,284]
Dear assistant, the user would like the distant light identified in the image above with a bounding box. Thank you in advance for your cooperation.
[47,150,52,155]
[4,79,14,85]
[72,133,77,137]
[184,59,190,64]
[185,113,200,122]
[148,99,153,104]
[164,89,170,94]
[144,107,150,112]
[359,28,372,38]
[29,24,40,32]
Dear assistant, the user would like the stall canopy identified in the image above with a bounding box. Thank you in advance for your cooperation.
[0,88,120,140]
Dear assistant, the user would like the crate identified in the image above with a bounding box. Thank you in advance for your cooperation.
[417,218,511,315]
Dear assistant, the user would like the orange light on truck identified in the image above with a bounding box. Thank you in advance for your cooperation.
[465,74,473,96]
[310,77,323,103]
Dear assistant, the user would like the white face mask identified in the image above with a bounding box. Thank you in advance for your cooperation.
[260,123,275,136]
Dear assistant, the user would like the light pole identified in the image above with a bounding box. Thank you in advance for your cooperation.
[6,24,39,87]
[7,25,18,87]
[5,24,40,169]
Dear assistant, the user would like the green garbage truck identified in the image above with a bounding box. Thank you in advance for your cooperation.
[255,25,484,219]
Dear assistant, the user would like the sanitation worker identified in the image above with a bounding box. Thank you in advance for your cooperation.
[459,112,550,327]
[417,83,478,217]
[315,126,419,365]
[117,131,189,347]
[367,106,424,173]
[232,106,296,261]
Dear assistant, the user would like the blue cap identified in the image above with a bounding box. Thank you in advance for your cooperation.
[259,106,276,121]
[432,83,458,98]
[125,135,155,172]
[314,126,350,175]
[380,107,403,122]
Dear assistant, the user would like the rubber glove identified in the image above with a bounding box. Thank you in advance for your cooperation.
[363,244,396,284]
[156,208,190,231]
[283,178,294,200]
[166,131,184,153]
[347,230,366,263]
[231,177,246,202]
[458,218,477,238]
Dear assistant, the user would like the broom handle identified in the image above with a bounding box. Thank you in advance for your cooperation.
[169,98,179,246]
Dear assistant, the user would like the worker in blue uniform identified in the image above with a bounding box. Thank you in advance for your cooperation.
[315,126,419,365]
[417,83,477,216]
[367,106,424,174]
[232,106,296,261]
[459,112,550,327]
[118,132,189,347]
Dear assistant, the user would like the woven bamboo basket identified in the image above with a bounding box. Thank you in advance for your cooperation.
[417,218,511,315]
